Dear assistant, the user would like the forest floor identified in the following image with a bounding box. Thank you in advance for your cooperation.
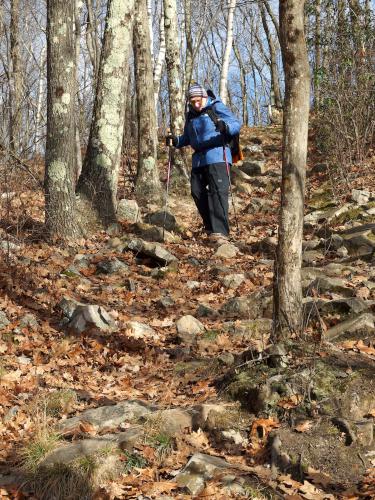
[0,125,374,499]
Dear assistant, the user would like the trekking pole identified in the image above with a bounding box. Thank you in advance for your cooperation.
[222,143,240,234]
[163,135,173,240]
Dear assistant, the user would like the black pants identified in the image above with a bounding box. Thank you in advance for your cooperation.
[190,162,230,236]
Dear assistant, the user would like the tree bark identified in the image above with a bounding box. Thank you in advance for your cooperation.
[233,43,248,126]
[259,0,282,108]
[45,0,79,240]
[153,9,166,108]
[77,0,135,227]
[134,0,163,205]
[273,0,310,340]
[219,0,237,104]
[9,0,22,154]
[163,0,189,183]
[314,0,321,108]
[183,0,194,94]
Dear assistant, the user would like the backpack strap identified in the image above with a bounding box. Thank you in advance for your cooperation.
[206,107,220,128]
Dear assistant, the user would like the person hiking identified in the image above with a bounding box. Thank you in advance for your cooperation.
[166,83,241,244]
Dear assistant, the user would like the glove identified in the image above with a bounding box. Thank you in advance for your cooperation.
[165,134,177,147]
[216,119,228,135]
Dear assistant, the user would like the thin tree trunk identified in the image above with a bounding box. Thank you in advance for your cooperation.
[261,0,280,44]
[75,0,82,181]
[163,0,189,183]
[233,43,248,126]
[35,46,46,155]
[134,0,162,205]
[45,0,79,240]
[85,0,101,88]
[273,0,310,340]
[219,0,237,104]
[259,0,282,108]
[184,0,194,94]
[77,0,135,226]
[154,8,166,108]
[9,0,22,154]
[314,0,321,107]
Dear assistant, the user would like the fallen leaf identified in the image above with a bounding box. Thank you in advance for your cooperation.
[356,286,370,299]
[278,394,303,409]
[294,420,313,433]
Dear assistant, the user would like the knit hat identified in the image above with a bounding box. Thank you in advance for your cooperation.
[187,83,208,99]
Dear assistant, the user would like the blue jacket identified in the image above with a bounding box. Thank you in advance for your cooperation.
[175,97,242,169]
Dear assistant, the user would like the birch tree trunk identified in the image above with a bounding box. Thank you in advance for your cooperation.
[153,10,166,107]
[77,0,135,227]
[9,0,22,154]
[35,46,46,155]
[183,0,194,95]
[273,0,310,340]
[45,0,79,240]
[219,0,237,104]
[163,0,189,183]
[134,0,163,204]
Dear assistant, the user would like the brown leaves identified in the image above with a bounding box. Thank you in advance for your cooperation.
[340,339,375,357]
[294,420,313,433]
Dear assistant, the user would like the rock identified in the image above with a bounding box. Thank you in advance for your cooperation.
[302,250,325,265]
[107,237,123,250]
[117,199,141,223]
[196,303,218,318]
[240,160,266,176]
[244,197,274,215]
[96,258,129,275]
[144,210,177,232]
[214,243,238,259]
[302,239,322,250]
[217,352,235,366]
[251,236,277,254]
[0,311,10,329]
[304,204,352,224]
[58,297,84,320]
[308,276,354,297]
[230,165,252,183]
[176,315,204,343]
[68,304,116,334]
[209,264,232,277]
[57,400,154,434]
[123,278,136,292]
[223,318,272,342]
[352,189,371,205]
[19,313,38,330]
[136,223,176,243]
[0,240,21,253]
[308,163,328,177]
[176,453,235,496]
[125,321,158,340]
[220,273,245,289]
[339,224,375,256]
[157,295,175,308]
[106,222,122,236]
[187,280,200,290]
[325,233,344,250]
[325,313,375,340]
[220,291,272,320]
[304,297,371,317]
[150,408,193,437]
[234,180,252,195]
[243,143,263,153]
[337,246,349,257]
[126,238,178,266]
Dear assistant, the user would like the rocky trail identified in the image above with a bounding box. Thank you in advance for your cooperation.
[0,125,374,499]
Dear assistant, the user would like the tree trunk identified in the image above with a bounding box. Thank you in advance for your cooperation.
[233,43,248,126]
[314,0,321,108]
[261,0,280,44]
[273,0,310,340]
[77,0,135,227]
[259,0,282,108]
[183,0,194,95]
[85,0,101,88]
[74,0,83,181]
[134,0,163,205]
[154,9,166,108]
[219,0,237,104]
[163,0,189,183]
[45,0,79,240]
[9,0,22,154]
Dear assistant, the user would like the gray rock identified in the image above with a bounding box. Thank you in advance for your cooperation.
[337,246,349,257]
[19,313,38,330]
[68,305,116,334]
[196,303,218,318]
[187,280,200,290]
[106,222,123,236]
[220,291,272,320]
[158,295,175,308]
[230,165,252,183]
[150,408,193,437]
[144,210,177,232]
[223,318,272,342]
[240,160,266,176]
[304,297,371,317]
[123,278,136,292]
[126,238,178,265]
[242,144,263,154]
[308,163,328,177]
[58,296,84,320]
[244,197,274,215]
[308,276,354,297]
[117,199,141,223]
[125,321,158,340]
[136,223,176,243]
[96,258,129,275]
[176,315,204,343]
[325,313,375,340]
[304,204,352,224]
[214,243,238,259]
[302,250,325,265]
[0,240,21,253]
[0,311,10,329]
[340,224,375,256]
[217,352,235,366]
[220,273,245,289]
[352,189,371,205]
[302,239,322,250]
[325,234,344,250]
[57,400,154,434]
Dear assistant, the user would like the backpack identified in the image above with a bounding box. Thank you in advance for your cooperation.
[206,90,244,164]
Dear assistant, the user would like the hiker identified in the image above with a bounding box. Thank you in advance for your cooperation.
[166,83,241,243]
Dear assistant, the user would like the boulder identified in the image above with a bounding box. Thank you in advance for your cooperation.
[196,303,218,318]
[176,315,204,344]
[126,238,178,266]
[68,304,116,334]
[325,313,375,340]
[214,243,238,259]
[352,189,372,205]
[96,258,129,275]
[220,273,245,289]
[304,204,351,224]
[339,224,375,256]
[144,210,177,232]
[239,160,266,176]
[307,276,354,297]
[117,199,141,223]
[125,321,158,340]
[244,197,274,215]
[220,291,272,320]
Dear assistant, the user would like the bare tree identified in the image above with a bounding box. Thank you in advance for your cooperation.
[134,0,162,204]
[219,0,236,104]
[273,0,310,340]
[45,0,79,240]
[9,0,22,154]
[77,0,135,227]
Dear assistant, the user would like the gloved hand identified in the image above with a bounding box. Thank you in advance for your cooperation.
[216,119,228,135]
[165,134,178,147]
